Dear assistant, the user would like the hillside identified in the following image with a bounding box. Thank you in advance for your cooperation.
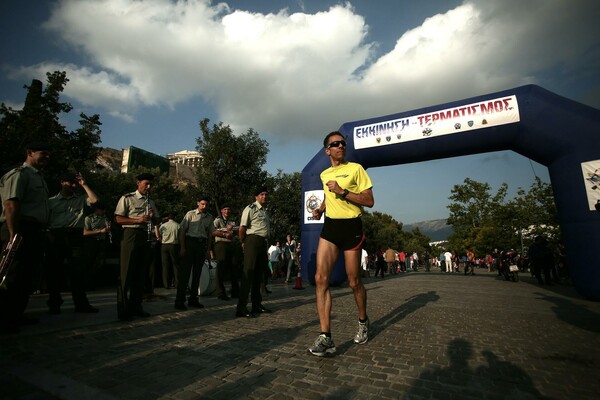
[403,218,452,241]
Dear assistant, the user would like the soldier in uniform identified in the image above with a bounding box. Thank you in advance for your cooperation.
[114,173,160,320]
[236,186,272,318]
[46,172,100,314]
[158,213,180,289]
[211,204,240,301]
[82,201,111,290]
[0,143,50,333]
[175,196,214,310]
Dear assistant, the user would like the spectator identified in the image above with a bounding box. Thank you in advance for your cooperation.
[158,213,180,289]
[283,234,297,283]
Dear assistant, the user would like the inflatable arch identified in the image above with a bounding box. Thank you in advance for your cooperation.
[300,85,600,300]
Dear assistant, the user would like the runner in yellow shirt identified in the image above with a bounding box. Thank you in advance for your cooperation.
[308,131,375,356]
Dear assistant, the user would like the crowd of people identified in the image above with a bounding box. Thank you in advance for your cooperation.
[0,143,303,333]
[1,132,373,356]
[359,242,569,285]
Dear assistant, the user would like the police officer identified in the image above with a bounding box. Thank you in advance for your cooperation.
[236,186,272,318]
[46,171,100,314]
[0,143,50,333]
[114,173,160,320]
[211,204,240,301]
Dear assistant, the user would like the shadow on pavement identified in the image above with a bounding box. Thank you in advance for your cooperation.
[403,338,550,400]
[536,292,600,333]
[83,320,316,399]
[335,290,440,355]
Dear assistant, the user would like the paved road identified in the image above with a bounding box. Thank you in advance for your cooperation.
[1,270,599,400]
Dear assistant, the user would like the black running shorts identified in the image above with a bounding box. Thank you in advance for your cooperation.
[320,217,365,251]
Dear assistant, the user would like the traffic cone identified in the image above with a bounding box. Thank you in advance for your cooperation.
[293,265,305,290]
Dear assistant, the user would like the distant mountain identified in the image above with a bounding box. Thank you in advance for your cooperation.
[403,218,452,241]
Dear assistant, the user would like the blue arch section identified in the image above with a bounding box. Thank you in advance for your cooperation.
[301,85,600,300]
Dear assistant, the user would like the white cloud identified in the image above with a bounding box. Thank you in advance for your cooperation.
[26,0,599,139]
[8,62,140,121]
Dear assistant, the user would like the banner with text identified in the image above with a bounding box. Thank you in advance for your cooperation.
[354,95,521,149]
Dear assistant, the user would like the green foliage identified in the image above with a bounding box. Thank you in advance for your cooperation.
[0,71,102,185]
[404,227,432,254]
[192,119,304,243]
[266,170,302,242]
[361,211,430,255]
[446,177,559,257]
[194,118,269,218]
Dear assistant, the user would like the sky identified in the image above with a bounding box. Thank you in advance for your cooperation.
[1,0,599,224]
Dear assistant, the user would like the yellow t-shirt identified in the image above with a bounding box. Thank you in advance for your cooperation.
[320,161,372,219]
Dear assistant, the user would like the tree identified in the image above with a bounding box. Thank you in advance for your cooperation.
[362,211,405,253]
[194,118,268,217]
[446,177,559,257]
[506,177,559,248]
[266,170,302,242]
[404,227,432,255]
[0,72,102,185]
[446,178,508,256]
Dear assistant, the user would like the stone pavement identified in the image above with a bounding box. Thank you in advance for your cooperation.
[1,270,599,400]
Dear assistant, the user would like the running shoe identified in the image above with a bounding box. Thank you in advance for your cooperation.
[354,319,369,344]
[308,334,336,356]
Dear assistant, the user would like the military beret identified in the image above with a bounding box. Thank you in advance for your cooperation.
[254,185,268,196]
[136,173,155,181]
[26,142,51,151]
[197,195,208,202]
[59,172,77,182]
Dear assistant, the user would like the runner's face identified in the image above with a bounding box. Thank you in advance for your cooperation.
[325,135,346,160]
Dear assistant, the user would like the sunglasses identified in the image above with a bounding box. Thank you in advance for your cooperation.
[327,140,347,149]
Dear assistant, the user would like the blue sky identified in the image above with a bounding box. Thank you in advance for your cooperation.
[2,0,599,224]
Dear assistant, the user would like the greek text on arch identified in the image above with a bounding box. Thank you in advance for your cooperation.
[416,96,518,126]
[354,119,410,139]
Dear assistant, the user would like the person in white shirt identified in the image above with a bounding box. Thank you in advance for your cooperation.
[444,251,453,273]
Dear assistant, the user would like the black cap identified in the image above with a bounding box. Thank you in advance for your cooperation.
[220,204,230,210]
[59,172,77,182]
[254,185,268,196]
[197,195,208,202]
[136,173,155,181]
[26,142,50,151]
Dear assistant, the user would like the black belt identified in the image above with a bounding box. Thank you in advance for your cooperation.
[247,234,268,242]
